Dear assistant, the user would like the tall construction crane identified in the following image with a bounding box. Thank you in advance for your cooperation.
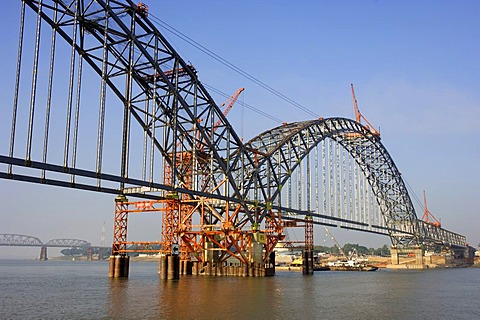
[350,83,381,139]
[323,226,348,260]
[422,191,442,228]
[214,87,245,130]
[179,88,244,149]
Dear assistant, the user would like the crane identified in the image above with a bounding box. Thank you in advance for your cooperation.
[350,83,381,139]
[214,87,244,130]
[322,226,348,260]
[193,88,244,151]
[422,191,442,228]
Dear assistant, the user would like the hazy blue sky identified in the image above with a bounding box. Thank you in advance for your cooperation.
[0,0,479,257]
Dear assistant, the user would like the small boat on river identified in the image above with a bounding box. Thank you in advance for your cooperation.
[327,259,378,272]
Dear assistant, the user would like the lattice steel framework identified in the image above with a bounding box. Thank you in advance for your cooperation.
[243,118,467,248]
[0,233,90,247]
[1,0,257,208]
[0,0,468,257]
[44,238,91,247]
[0,234,43,246]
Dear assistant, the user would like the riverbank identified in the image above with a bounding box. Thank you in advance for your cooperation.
[48,254,480,268]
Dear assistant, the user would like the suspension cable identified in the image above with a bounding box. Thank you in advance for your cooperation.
[149,14,320,119]
[203,83,283,124]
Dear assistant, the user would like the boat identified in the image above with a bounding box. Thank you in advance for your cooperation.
[327,259,378,272]
[313,264,330,271]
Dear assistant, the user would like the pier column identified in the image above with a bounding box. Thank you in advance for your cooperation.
[109,195,129,278]
[303,216,314,275]
[39,245,48,261]
[108,255,130,278]
[390,246,399,265]
[302,250,314,275]
[159,252,180,280]
[414,247,424,266]
[158,255,167,279]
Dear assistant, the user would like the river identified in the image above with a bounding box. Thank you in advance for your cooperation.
[0,259,478,319]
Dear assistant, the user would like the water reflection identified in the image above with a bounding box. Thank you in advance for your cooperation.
[106,273,290,319]
[104,266,480,320]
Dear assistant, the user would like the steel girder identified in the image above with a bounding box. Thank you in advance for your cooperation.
[0,234,92,247]
[243,118,466,248]
[44,238,91,247]
[0,234,44,246]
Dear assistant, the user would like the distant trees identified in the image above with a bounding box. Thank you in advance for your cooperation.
[60,247,85,256]
[343,243,369,256]
[313,243,390,256]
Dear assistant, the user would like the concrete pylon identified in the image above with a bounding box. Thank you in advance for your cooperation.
[39,245,48,261]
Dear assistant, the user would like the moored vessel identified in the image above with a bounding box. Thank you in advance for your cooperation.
[327,259,378,271]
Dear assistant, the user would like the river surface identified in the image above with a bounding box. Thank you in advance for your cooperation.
[0,259,479,319]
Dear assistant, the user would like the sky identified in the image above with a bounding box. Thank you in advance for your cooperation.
[0,0,479,258]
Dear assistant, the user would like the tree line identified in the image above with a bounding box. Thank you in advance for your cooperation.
[314,243,391,256]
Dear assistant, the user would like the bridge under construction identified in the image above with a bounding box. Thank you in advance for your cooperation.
[0,0,474,278]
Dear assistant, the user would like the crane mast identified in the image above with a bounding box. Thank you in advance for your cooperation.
[350,84,381,138]
[214,88,245,130]
[422,191,442,228]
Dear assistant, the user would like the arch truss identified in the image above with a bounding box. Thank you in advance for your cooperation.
[243,118,466,248]
[0,0,468,269]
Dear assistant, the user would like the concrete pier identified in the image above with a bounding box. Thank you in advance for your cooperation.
[39,245,48,261]
[388,246,427,269]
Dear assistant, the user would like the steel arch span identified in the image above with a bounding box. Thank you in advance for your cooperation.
[0,0,470,271]
[3,0,253,202]
[242,117,466,248]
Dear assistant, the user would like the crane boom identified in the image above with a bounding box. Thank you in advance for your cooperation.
[214,87,244,130]
[422,191,441,228]
[323,226,347,259]
[350,84,381,138]
[350,83,362,123]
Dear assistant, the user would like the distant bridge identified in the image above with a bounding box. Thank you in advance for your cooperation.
[0,234,90,247]
[0,233,106,260]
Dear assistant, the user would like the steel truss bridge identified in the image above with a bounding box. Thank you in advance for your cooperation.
[0,0,471,272]
[0,234,90,248]
[0,233,93,260]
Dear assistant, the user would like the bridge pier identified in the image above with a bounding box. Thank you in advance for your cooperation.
[99,247,105,260]
[158,254,180,280]
[302,250,314,275]
[87,247,93,261]
[108,255,130,277]
[39,245,48,261]
[389,246,426,269]
[303,216,314,275]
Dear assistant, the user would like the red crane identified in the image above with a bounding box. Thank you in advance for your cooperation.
[192,88,244,150]
[422,191,442,228]
[214,87,245,130]
[350,83,381,138]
